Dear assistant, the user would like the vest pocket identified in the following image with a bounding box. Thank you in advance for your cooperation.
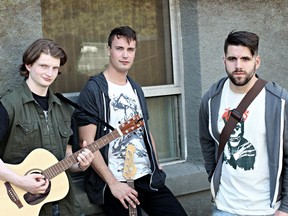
[58,124,73,138]
[58,122,73,148]
[12,122,39,152]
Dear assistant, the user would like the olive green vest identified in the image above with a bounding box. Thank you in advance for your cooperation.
[0,81,83,216]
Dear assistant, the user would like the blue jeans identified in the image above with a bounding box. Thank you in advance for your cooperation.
[212,205,274,216]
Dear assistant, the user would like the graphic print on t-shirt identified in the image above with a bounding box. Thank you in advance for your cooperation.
[108,84,150,180]
[222,108,256,170]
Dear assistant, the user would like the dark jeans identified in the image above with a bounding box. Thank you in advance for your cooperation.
[51,202,85,216]
[102,174,188,216]
[52,202,60,216]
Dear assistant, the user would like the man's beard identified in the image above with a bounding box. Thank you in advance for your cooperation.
[226,67,256,86]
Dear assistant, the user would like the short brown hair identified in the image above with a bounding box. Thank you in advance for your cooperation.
[108,26,137,48]
[224,31,259,56]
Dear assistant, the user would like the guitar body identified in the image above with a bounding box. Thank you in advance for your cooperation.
[0,148,69,216]
[0,115,144,215]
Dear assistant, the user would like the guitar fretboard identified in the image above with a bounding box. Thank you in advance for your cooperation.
[42,129,120,179]
[127,180,137,216]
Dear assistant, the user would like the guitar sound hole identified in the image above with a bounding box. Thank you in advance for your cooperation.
[23,169,51,205]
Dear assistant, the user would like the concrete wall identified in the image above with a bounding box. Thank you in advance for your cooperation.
[193,0,288,92]
[1,0,288,215]
[0,0,42,93]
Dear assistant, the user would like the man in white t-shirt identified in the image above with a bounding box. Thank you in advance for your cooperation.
[75,26,187,216]
[199,31,288,216]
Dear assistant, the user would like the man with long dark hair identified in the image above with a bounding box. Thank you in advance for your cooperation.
[0,38,94,215]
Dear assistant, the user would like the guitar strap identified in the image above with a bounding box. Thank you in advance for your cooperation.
[216,78,267,162]
[55,92,114,131]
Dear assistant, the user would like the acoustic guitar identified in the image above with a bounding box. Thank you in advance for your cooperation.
[123,144,138,216]
[0,115,143,216]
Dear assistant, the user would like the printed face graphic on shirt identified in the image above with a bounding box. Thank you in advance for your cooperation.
[222,108,256,170]
[110,92,148,174]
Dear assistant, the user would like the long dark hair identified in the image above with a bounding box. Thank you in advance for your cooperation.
[19,38,67,78]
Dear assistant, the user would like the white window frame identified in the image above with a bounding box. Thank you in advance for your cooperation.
[143,0,187,164]
[65,0,187,164]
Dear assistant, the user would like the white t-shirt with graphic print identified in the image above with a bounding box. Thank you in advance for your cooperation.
[215,79,279,215]
[107,80,151,182]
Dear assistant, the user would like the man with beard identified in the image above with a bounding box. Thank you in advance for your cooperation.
[199,31,288,215]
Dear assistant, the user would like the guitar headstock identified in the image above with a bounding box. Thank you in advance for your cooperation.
[123,144,137,180]
[119,114,144,136]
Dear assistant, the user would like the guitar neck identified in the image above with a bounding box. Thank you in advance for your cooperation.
[42,129,120,179]
[127,180,137,216]
[127,179,135,189]
[123,144,138,216]
[129,205,137,216]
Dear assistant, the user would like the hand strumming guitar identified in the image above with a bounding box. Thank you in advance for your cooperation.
[0,159,49,194]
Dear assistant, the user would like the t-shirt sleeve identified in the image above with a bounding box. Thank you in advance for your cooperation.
[73,83,100,127]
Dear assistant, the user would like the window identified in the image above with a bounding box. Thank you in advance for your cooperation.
[41,0,184,162]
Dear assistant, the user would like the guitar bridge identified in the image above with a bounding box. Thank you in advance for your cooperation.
[4,182,23,209]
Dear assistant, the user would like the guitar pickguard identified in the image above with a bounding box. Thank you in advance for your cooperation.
[22,169,51,205]
[23,183,51,205]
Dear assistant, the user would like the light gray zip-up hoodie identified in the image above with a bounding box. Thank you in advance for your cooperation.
[199,76,288,212]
